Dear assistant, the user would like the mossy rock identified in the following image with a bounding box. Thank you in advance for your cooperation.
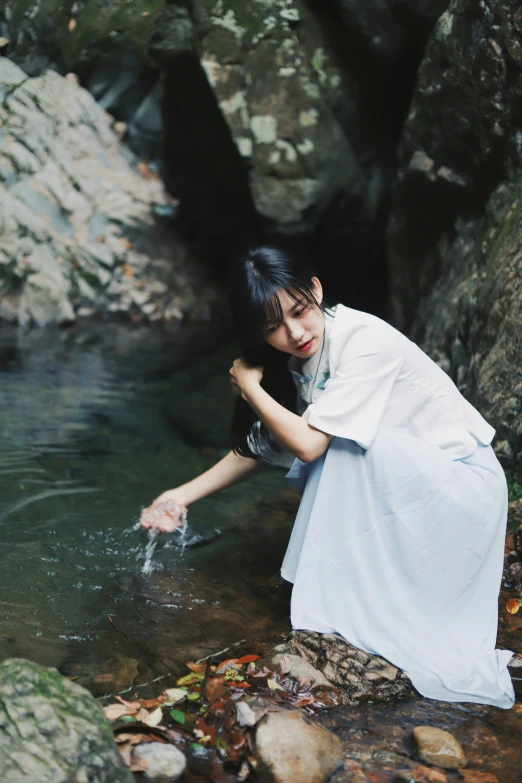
[0,658,133,783]
[5,0,164,73]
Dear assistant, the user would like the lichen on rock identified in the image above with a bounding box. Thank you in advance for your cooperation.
[0,657,133,783]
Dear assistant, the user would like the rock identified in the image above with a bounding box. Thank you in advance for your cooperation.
[255,710,344,783]
[0,59,216,326]
[268,653,332,688]
[133,743,186,783]
[0,657,133,783]
[388,0,522,465]
[412,726,467,769]
[283,630,415,703]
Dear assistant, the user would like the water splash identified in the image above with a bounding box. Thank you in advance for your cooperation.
[142,527,160,576]
[138,504,189,575]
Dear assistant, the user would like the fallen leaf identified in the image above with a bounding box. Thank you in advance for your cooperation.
[506,599,521,614]
[118,741,132,767]
[280,655,291,675]
[205,676,225,704]
[139,697,164,709]
[170,708,186,724]
[130,755,148,772]
[103,703,137,721]
[163,687,187,705]
[178,672,204,686]
[267,678,285,692]
[136,707,150,722]
[120,715,137,724]
[143,707,163,727]
[166,728,184,742]
[235,654,260,665]
[68,19,76,32]
[411,766,449,783]
[186,661,208,675]
[294,696,316,708]
[229,682,251,689]
[115,695,141,710]
[236,701,256,727]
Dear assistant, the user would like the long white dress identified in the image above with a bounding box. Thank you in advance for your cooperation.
[280,306,514,709]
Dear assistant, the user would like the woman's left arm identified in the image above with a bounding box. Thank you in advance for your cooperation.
[230,359,332,463]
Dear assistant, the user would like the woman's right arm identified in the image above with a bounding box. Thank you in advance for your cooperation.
[140,450,262,529]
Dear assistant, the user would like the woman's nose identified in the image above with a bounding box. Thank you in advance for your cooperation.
[287,321,304,341]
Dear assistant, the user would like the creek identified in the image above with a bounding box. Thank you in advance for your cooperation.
[0,322,296,691]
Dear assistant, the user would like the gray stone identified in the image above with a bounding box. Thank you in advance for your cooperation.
[412,726,467,769]
[255,710,344,783]
[0,657,133,783]
[269,653,332,688]
[133,743,187,783]
[0,60,216,326]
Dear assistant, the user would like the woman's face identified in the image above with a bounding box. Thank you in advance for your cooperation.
[263,277,325,358]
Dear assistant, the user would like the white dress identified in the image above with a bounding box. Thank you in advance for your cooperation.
[281,306,514,709]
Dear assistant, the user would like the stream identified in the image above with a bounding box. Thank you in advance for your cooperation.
[0,322,296,691]
[2,321,522,782]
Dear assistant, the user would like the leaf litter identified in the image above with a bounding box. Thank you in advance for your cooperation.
[102,647,342,781]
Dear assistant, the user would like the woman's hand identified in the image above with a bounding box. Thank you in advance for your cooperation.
[229,358,263,399]
[140,488,188,532]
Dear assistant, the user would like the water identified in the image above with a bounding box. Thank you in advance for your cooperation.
[0,322,296,691]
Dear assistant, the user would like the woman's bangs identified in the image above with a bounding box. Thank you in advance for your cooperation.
[250,281,319,333]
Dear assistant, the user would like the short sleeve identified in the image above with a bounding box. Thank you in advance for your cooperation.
[307,326,403,449]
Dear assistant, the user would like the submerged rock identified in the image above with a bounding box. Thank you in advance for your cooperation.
[412,726,467,769]
[0,657,133,783]
[133,742,186,783]
[255,709,344,783]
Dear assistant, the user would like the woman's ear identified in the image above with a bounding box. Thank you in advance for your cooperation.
[311,276,323,305]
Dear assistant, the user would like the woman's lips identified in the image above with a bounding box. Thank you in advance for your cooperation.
[297,338,313,352]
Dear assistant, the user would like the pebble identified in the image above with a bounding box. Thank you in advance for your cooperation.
[269,653,332,687]
[133,743,186,783]
[255,710,344,783]
[412,726,467,769]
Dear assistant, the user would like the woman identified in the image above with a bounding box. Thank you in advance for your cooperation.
[141,246,514,709]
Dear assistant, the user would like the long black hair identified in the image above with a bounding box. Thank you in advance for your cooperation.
[228,245,326,459]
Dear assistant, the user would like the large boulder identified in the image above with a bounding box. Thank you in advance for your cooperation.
[0,657,133,783]
[0,58,215,326]
[387,0,522,465]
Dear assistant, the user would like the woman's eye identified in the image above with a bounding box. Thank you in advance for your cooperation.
[295,309,305,317]
[265,324,279,334]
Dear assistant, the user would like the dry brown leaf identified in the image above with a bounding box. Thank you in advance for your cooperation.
[68,19,77,32]
[103,703,137,721]
[115,695,141,710]
[186,661,208,675]
[130,755,148,772]
[143,706,163,727]
[136,707,150,722]
[139,696,164,709]
[205,676,225,704]
[118,741,132,767]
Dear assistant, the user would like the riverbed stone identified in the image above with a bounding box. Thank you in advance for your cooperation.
[0,657,133,783]
[412,726,467,769]
[255,710,344,783]
[133,743,187,782]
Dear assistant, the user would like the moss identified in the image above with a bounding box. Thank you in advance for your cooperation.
[8,0,165,69]
[506,469,522,503]
[197,0,276,48]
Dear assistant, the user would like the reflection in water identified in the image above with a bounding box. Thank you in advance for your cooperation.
[0,323,295,691]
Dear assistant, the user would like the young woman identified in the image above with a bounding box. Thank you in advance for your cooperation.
[141,246,514,709]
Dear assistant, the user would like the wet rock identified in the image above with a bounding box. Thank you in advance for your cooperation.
[0,59,215,326]
[255,710,344,783]
[0,657,133,783]
[412,726,467,769]
[284,630,415,703]
[387,0,522,464]
[133,743,186,783]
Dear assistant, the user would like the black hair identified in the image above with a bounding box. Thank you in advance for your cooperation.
[228,245,326,459]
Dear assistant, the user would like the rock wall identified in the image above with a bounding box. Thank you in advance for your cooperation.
[388,0,522,465]
[0,58,216,326]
